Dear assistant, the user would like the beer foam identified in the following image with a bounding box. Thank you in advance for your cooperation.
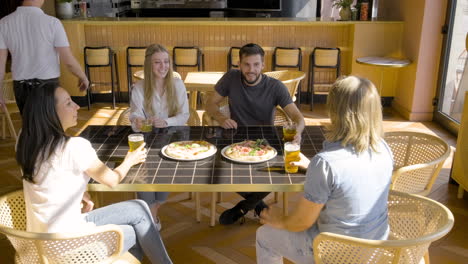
[284,143,300,152]
[128,134,144,142]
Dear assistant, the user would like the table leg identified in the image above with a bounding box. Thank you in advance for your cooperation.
[283,192,289,216]
[274,192,279,203]
[189,91,198,111]
[217,192,222,203]
[379,68,385,98]
[195,192,201,222]
[89,191,102,209]
[210,192,217,227]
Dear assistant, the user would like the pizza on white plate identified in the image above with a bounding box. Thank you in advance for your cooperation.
[164,140,216,160]
[223,139,277,162]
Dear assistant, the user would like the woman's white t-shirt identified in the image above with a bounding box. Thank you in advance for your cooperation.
[23,137,98,233]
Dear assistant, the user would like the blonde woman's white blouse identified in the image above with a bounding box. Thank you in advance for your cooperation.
[129,78,189,131]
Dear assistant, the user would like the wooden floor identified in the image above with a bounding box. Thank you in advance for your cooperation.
[1,103,467,264]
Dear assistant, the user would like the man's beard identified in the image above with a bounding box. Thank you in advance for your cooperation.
[241,72,261,85]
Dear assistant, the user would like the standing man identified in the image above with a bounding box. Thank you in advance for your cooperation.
[0,0,89,114]
[206,43,305,225]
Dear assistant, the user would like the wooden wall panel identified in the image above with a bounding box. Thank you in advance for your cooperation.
[62,21,402,102]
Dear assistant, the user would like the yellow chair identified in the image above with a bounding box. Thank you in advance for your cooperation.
[172,46,204,72]
[308,47,341,110]
[384,131,451,196]
[313,190,454,264]
[1,73,18,140]
[126,46,146,102]
[264,70,306,104]
[0,190,140,264]
[227,47,241,71]
[84,46,120,110]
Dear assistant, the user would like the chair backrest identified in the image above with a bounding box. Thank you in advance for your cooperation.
[201,96,291,126]
[173,46,203,71]
[127,47,146,67]
[84,46,113,66]
[384,131,451,196]
[227,47,241,71]
[126,47,147,101]
[0,190,125,264]
[264,70,306,100]
[312,47,341,69]
[117,108,131,126]
[273,106,292,126]
[313,190,454,264]
[272,47,302,70]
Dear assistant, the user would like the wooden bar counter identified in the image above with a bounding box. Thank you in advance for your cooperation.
[60,18,405,101]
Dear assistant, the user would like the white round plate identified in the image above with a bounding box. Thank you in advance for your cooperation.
[161,142,217,161]
[220,145,277,164]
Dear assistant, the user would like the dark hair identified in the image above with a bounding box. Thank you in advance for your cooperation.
[0,0,23,19]
[239,43,265,61]
[16,81,69,183]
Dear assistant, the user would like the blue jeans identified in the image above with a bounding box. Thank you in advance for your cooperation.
[256,225,315,264]
[85,199,172,264]
[137,192,169,206]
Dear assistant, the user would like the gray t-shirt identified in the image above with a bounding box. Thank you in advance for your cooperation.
[304,140,393,240]
[215,69,293,126]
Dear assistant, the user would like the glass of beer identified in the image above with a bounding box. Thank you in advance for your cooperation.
[128,133,144,152]
[284,142,301,173]
[141,119,153,132]
[283,122,297,142]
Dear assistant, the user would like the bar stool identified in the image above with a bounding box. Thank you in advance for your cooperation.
[272,47,303,104]
[126,46,146,103]
[84,46,120,110]
[172,46,204,72]
[308,47,341,110]
[227,47,241,71]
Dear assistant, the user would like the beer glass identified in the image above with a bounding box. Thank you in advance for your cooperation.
[284,142,300,173]
[128,133,144,152]
[141,119,153,132]
[283,122,297,142]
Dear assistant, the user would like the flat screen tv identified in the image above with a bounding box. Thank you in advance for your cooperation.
[227,0,282,11]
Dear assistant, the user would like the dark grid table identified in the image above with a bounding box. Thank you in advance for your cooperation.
[82,125,325,225]
[82,125,325,193]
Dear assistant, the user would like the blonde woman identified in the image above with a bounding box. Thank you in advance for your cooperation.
[256,76,393,264]
[130,44,189,230]
[130,44,189,130]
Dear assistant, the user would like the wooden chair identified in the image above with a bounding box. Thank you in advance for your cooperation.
[313,190,454,264]
[1,73,18,140]
[0,190,140,264]
[264,70,306,104]
[172,46,204,72]
[272,47,302,71]
[227,47,241,71]
[308,47,341,110]
[84,46,120,110]
[384,131,451,196]
[126,46,146,103]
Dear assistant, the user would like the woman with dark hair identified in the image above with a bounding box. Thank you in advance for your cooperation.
[16,82,173,263]
[255,76,393,263]
[0,0,22,19]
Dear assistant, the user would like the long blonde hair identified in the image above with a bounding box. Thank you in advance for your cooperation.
[143,44,178,117]
[325,75,383,153]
